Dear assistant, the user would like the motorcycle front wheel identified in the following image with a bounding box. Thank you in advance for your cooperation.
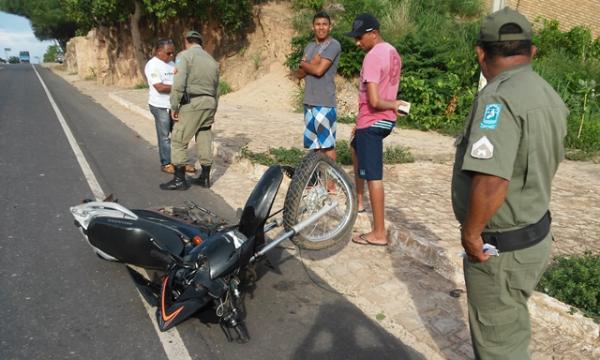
[283,152,357,250]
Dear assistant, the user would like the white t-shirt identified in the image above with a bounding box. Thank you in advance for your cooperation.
[144,57,175,108]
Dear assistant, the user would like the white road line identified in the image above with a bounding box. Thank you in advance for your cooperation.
[32,64,193,360]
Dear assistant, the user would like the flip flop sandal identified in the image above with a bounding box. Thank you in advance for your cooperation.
[352,233,388,247]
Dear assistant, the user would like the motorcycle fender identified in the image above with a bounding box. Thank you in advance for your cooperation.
[156,275,209,331]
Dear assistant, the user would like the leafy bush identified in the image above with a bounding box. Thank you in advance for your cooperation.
[537,252,600,322]
[533,21,600,154]
[291,0,324,11]
[43,45,62,63]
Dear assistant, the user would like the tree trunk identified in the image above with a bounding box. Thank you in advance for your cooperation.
[130,0,146,81]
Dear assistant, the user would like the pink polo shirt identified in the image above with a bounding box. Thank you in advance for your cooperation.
[357,42,402,129]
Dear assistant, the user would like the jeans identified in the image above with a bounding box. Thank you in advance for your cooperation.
[149,104,171,166]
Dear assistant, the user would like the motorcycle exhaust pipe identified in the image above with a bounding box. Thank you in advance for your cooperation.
[250,201,337,262]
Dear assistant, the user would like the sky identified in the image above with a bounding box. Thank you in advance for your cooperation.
[0,11,56,63]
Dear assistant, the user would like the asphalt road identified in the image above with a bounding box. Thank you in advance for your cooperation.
[0,64,422,360]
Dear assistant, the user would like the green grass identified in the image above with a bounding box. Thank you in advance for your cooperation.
[134,82,149,89]
[219,80,232,96]
[384,145,415,164]
[337,114,356,124]
[241,141,414,167]
[241,146,305,167]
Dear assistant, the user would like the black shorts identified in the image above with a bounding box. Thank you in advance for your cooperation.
[351,120,395,180]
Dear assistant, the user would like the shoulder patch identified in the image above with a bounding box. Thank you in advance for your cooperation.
[471,136,494,159]
[480,104,502,129]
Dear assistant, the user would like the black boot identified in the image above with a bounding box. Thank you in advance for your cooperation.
[191,165,211,188]
[159,165,190,190]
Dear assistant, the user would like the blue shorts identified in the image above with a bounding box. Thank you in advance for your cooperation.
[304,105,337,149]
[351,120,395,180]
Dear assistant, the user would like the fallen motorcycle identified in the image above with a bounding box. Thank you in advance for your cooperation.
[70,152,357,342]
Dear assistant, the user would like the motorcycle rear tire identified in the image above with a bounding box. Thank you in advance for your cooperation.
[283,152,357,250]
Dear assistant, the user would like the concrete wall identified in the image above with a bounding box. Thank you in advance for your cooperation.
[484,0,600,38]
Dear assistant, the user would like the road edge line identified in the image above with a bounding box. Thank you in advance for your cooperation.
[32,64,193,360]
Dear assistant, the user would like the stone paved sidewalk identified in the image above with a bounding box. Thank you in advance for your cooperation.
[49,67,599,359]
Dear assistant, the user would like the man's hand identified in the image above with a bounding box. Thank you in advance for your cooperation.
[171,110,179,121]
[300,54,332,77]
[294,68,306,80]
[310,53,321,64]
[461,233,491,262]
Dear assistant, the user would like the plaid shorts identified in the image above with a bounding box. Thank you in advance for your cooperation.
[303,105,337,149]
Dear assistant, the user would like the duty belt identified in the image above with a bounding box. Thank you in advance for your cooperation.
[482,211,551,252]
[188,93,213,99]
[180,93,214,106]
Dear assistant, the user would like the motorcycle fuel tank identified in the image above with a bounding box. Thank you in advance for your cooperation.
[86,216,185,269]
[188,229,250,279]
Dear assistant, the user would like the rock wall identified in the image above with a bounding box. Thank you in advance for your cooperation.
[65,27,144,87]
[219,2,295,91]
[64,15,230,87]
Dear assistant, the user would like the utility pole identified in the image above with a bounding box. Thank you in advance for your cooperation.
[478,0,506,91]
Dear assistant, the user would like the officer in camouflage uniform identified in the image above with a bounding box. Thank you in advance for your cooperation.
[160,30,219,190]
[451,8,568,359]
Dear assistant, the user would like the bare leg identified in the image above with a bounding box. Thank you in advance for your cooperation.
[321,147,336,162]
[365,180,387,243]
[319,148,337,192]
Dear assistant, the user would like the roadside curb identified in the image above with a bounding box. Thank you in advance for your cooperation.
[109,91,153,121]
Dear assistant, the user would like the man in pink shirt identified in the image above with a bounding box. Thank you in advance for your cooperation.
[346,13,404,246]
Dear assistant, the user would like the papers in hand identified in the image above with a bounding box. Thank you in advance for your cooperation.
[459,244,499,258]
[397,101,411,115]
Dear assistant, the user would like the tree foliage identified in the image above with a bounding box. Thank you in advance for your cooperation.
[1,0,256,47]
[63,0,134,34]
[43,44,62,62]
[0,0,77,49]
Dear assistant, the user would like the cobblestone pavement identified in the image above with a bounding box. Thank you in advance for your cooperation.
[49,70,599,359]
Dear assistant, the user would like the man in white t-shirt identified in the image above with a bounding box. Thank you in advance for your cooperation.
[145,39,189,174]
